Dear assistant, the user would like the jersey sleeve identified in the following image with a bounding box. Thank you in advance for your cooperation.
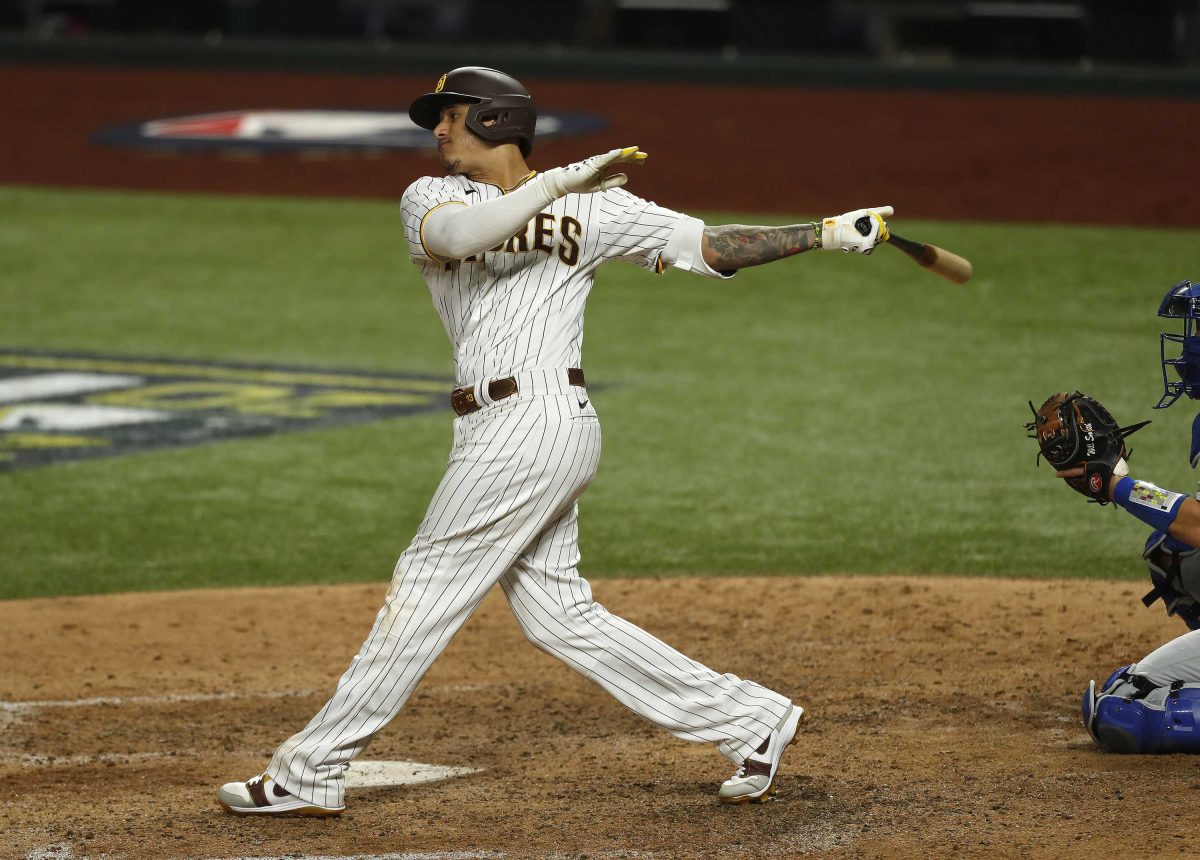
[400,176,469,263]
[596,188,734,279]
[595,187,689,274]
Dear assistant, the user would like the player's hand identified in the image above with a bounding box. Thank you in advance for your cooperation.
[820,205,893,254]
[1053,458,1127,500]
[541,147,648,198]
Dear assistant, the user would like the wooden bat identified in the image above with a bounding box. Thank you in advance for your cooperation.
[884,232,973,285]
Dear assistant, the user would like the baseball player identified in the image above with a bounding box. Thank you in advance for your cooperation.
[218,66,893,815]
[1034,278,1200,753]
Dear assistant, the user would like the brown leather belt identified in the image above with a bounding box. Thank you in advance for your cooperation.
[451,368,585,416]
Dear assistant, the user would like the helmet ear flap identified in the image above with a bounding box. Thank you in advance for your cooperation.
[465,102,536,156]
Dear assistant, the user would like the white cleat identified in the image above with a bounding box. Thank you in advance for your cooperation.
[217,772,343,817]
[718,705,805,805]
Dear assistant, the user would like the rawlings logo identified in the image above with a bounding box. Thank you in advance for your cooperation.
[1090,474,1103,493]
[434,73,447,94]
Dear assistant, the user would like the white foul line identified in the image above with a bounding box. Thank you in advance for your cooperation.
[0,688,319,713]
[3,691,483,790]
[206,854,505,860]
[0,689,317,733]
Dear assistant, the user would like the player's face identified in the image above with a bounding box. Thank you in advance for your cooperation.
[433,103,492,176]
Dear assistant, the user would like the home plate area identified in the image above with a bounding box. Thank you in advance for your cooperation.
[344,759,481,789]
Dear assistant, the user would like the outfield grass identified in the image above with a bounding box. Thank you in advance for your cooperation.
[3,185,1200,599]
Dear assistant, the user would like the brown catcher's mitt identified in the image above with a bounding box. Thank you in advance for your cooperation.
[1025,391,1150,504]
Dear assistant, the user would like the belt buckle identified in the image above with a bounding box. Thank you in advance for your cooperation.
[451,385,479,416]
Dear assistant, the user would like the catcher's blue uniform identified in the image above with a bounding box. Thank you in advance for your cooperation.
[1085,278,1200,754]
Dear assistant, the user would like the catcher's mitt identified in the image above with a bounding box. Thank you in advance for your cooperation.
[1025,391,1150,504]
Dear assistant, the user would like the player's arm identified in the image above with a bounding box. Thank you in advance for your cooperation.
[1061,463,1200,547]
[1170,501,1200,548]
[700,206,893,271]
[421,146,646,261]
[700,224,819,270]
[1089,471,1200,547]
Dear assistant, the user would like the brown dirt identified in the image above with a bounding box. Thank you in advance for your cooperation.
[3,63,1200,225]
[1,576,1196,859]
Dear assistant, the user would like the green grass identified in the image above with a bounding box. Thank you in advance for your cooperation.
[3,185,1200,598]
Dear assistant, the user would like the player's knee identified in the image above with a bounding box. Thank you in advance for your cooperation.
[508,611,547,649]
[504,591,602,652]
[1083,666,1200,753]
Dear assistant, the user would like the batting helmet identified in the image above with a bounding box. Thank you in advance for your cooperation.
[409,67,537,157]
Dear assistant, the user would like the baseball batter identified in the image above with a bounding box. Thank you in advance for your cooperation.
[1033,278,1200,753]
[218,66,893,815]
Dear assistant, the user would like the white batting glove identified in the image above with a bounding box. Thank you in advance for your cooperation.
[540,146,648,198]
[820,205,893,254]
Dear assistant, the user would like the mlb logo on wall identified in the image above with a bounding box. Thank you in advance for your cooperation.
[0,350,451,471]
[92,108,607,154]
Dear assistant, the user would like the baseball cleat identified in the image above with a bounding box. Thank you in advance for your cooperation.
[217,772,343,817]
[718,704,805,805]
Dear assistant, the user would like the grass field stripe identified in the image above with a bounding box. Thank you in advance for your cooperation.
[0,372,143,403]
[0,355,448,392]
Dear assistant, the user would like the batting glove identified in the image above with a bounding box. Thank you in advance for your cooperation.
[820,205,893,254]
[540,146,648,198]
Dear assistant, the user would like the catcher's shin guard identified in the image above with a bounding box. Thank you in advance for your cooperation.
[1083,668,1200,754]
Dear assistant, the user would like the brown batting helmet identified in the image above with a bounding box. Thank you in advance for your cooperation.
[409,67,537,157]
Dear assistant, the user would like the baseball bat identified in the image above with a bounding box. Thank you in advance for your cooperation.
[884,232,973,285]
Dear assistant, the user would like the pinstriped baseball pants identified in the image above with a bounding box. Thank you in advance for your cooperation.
[267,374,792,808]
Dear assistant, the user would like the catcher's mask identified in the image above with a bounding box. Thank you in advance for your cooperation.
[1083,666,1200,754]
[1156,279,1200,409]
[408,66,537,157]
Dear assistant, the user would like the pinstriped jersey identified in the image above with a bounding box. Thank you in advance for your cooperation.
[400,172,688,385]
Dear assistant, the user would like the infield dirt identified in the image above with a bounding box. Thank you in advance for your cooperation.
[2,575,1197,859]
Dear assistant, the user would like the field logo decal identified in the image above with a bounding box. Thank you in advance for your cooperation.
[0,350,450,472]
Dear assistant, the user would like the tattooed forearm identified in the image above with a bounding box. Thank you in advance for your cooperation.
[700,223,819,271]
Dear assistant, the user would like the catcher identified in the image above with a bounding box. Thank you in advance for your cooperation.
[1030,278,1200,753]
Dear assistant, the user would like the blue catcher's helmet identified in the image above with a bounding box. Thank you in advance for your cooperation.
[1082,666,1200,753]
[1156,279,1200,409]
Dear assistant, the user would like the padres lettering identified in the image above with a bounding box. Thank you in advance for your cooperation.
[455,214,582,267]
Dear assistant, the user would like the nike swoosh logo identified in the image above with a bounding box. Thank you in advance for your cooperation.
[465,189,478,195]
[577,399,589,409]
